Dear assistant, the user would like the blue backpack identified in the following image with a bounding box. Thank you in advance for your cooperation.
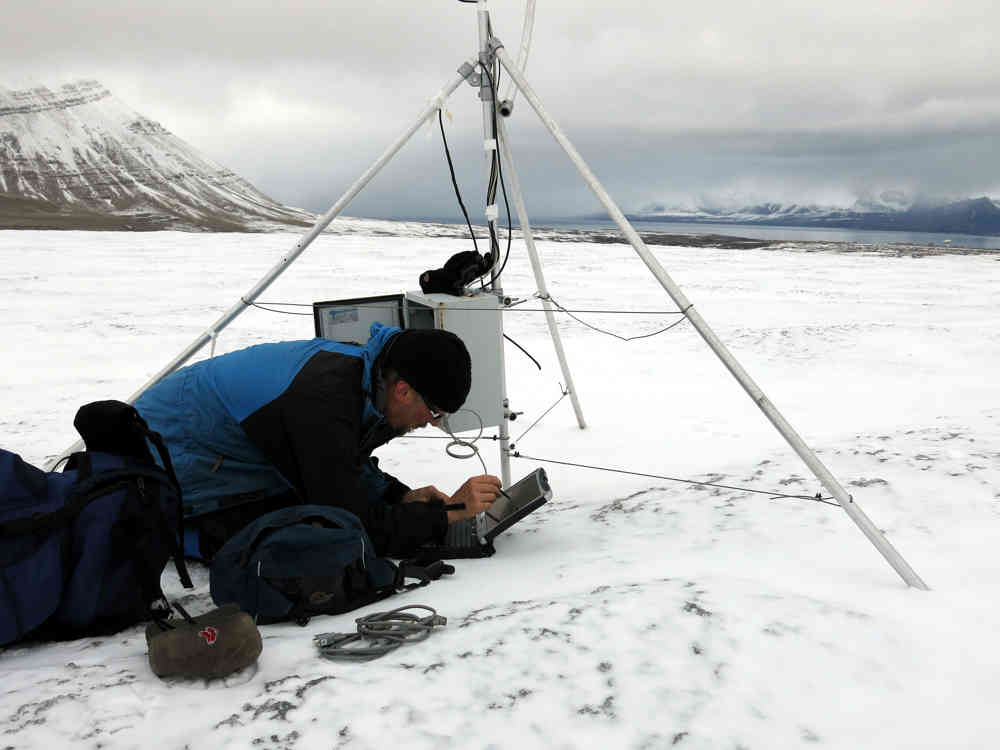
[210,505,452,625]
[0,401,192,647]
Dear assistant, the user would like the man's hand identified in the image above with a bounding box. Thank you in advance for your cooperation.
[403,485,450,504]
[447,474,502,523]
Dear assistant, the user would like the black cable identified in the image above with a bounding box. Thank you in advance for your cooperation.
[545,295,688,341]
[479,22,503,284]
[503,333,542,370]
[480,62,514,286]
[510,451,840,507]
[483,58,501,279]
[486,153,501,276]
[438,109,480,255]
[436,61,497,292]
[241,299,313,316]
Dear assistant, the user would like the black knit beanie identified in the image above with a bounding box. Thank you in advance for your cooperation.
[383,329,472,414]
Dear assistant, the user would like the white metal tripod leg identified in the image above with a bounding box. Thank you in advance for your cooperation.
[46,63,475,469]
[497,117,587,430]
[496,47,929,590]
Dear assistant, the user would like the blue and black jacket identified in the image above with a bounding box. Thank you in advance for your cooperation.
[134,322,448,557]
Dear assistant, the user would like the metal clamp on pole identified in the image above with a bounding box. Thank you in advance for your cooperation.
[458,59,481,87]
[486,37,505,56]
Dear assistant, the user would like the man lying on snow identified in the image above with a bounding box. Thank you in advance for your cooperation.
[135,322,502,561]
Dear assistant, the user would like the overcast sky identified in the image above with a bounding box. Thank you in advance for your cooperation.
[3,0,999,219]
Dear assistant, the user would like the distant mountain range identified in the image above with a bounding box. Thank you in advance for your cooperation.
[628,194,1000,236]
[0,80,315,231]
[6,79,999,238]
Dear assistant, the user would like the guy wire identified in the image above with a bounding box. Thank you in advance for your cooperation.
[542,294,689,342]
[510,451,840,507]
[251,301,686,316]
[248,298,689,342]
[512,386,568,445]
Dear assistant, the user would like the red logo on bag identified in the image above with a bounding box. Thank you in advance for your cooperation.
[199,626,218,645]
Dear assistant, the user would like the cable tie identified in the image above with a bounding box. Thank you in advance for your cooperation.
[429,90,448,111]
[426,94,450,140]
[485,204,499,221]
[484,138,497,152]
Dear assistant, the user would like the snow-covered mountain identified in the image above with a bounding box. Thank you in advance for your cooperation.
[633,192,1000,235]
[849,189,913,214]
[0,80,316,231]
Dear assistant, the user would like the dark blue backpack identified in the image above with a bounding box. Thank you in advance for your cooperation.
[210,505,452,625]
[0,401,192,647]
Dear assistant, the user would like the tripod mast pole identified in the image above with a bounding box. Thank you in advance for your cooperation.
[476,0,512,487]
[496,117,587,430]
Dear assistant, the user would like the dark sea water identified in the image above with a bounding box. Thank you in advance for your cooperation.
[535,218,1000,251]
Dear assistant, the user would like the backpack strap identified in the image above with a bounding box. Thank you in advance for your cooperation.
[394,559,455,591]
[143,428,193,590]
[70,451,93,480]
[122,478,177,624]
[71,400,193,591]
[0,468,155,537]
[279,559,454,628]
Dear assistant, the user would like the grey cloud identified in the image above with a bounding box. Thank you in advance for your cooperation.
[3,0,1000,217]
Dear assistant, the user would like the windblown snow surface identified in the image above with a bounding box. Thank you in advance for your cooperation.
[1,227,999,749]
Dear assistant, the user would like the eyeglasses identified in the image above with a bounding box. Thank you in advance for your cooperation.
[415,390,445,420]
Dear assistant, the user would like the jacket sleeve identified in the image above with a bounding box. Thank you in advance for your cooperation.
[359,456,410,505]
[240,351,448,557]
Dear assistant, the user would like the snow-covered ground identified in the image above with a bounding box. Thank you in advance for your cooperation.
[1,228,998,749]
